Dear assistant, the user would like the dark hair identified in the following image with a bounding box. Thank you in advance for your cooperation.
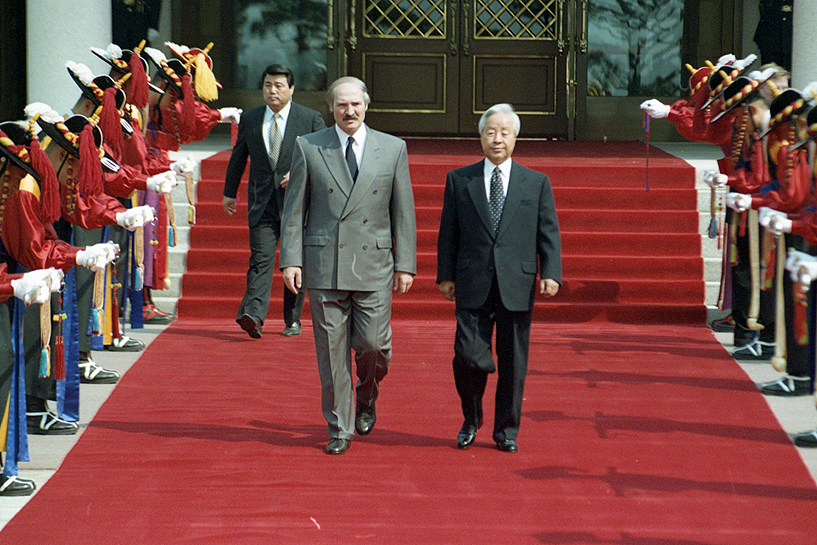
[260,64,295,89]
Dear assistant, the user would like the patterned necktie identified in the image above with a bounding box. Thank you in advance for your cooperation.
[346,136,358,182]
[489,166,504,233]
[268,113,282,168]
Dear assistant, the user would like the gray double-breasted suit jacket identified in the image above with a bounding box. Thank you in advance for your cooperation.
[279,125,417,289]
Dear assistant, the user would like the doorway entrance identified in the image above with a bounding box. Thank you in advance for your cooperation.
[346,0,586,138]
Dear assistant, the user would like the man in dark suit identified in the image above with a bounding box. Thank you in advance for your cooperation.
[223,64,325,339]
[437,103,561,453]
[280,77,416,455]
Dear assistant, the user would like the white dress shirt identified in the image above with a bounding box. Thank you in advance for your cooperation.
[335,124,367,170]
[263,101,291,154]
[483,157,512,200]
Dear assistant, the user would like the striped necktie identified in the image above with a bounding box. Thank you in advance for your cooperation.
[268,113,282,168]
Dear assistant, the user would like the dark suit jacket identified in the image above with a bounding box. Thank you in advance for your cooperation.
[223,102,325,228]
[436,159,561,312]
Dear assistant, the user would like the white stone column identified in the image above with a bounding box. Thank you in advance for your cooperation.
[792,0,817,89]
[26,0,112,115]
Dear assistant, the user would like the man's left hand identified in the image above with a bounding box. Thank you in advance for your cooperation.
[394,272,414,296]
[540,278,559,297]
[280,172,290,189]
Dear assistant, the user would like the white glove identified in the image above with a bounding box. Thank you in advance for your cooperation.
[11,268,63,306]
[733,53,757,71]
[218,107,242,124]
[715,54,736,67]
[802,81,817,100]
[753,67,777,83]
[758,207,786,228]
[146,171,178,194]
[170,155,197,177]
[725,193,752,212]
[76,243,117,272]
[639,99,670,119]
[116,205,155,231]
[768,214,793,236]
[117,208,146,230]
[703,170,728,189]
[786,250,817,283]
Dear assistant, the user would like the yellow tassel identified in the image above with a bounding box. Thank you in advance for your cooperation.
[40,297,52,377]
[194,54,218,102]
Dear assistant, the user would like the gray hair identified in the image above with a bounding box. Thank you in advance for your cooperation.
[325,76,371,107]
[478,103,520,136]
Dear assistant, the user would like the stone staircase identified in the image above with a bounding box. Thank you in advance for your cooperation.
[150,147,224,317]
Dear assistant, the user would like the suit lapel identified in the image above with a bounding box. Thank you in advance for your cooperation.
[279,104,299,166]
[467,160,494,237]
[496,161,525,238]
[343,128,380,217]
[317,128,354,197]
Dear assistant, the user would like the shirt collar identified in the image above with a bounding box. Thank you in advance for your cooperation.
[266,100,292,123]
[484,157,512,179]
[335,124,367,148]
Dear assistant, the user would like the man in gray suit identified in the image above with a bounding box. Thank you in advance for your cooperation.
[223,64,325,339]
[437,103,561,453]
[281,76,416,455]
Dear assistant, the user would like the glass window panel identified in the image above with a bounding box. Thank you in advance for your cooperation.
[234,0,328,91]
[475,0,556,40]
[587,0,684,97]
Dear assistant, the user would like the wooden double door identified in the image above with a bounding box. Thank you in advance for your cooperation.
[344,0,587,138]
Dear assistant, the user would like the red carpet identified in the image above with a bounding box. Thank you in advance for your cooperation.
[179,140,704,325]
[3,319,817,544]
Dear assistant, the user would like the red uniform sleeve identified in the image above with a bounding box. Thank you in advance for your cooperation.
[122,128,171,176]
[104,162,149,198]
[728,138,769,194]
[180,101,221,144]
[752,146,811,214]
[0,264,19,302]
[667,100,734,145]
[2,190,80,271]
[62,191,127,230]
[791,211,817,246]
[145,99,221,151]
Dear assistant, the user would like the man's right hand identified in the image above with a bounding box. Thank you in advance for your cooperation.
[439,280,455,301]
[283,266,302,294]
[223,196,237,216]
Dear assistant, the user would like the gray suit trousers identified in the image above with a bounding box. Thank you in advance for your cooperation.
[308,288,392,439]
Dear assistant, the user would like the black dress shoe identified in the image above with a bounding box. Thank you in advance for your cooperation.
[283,322,301,337]
[107,336,146,352]
[355,402,376,435]
[496,439,518,453]
[794,429,817,448]
[0,475,36,496]
[238,314,262,339]
[78,360,120,384]
[760,376,811,397]
[27,409,79,435]
[456,424,478,449]
[324,438,350,455]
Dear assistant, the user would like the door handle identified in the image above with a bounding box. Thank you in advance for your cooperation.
[578,0,588,54]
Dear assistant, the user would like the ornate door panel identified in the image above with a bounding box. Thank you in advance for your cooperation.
[349,0,458,134]
[347,0,578,137]
[462,0,569,136]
